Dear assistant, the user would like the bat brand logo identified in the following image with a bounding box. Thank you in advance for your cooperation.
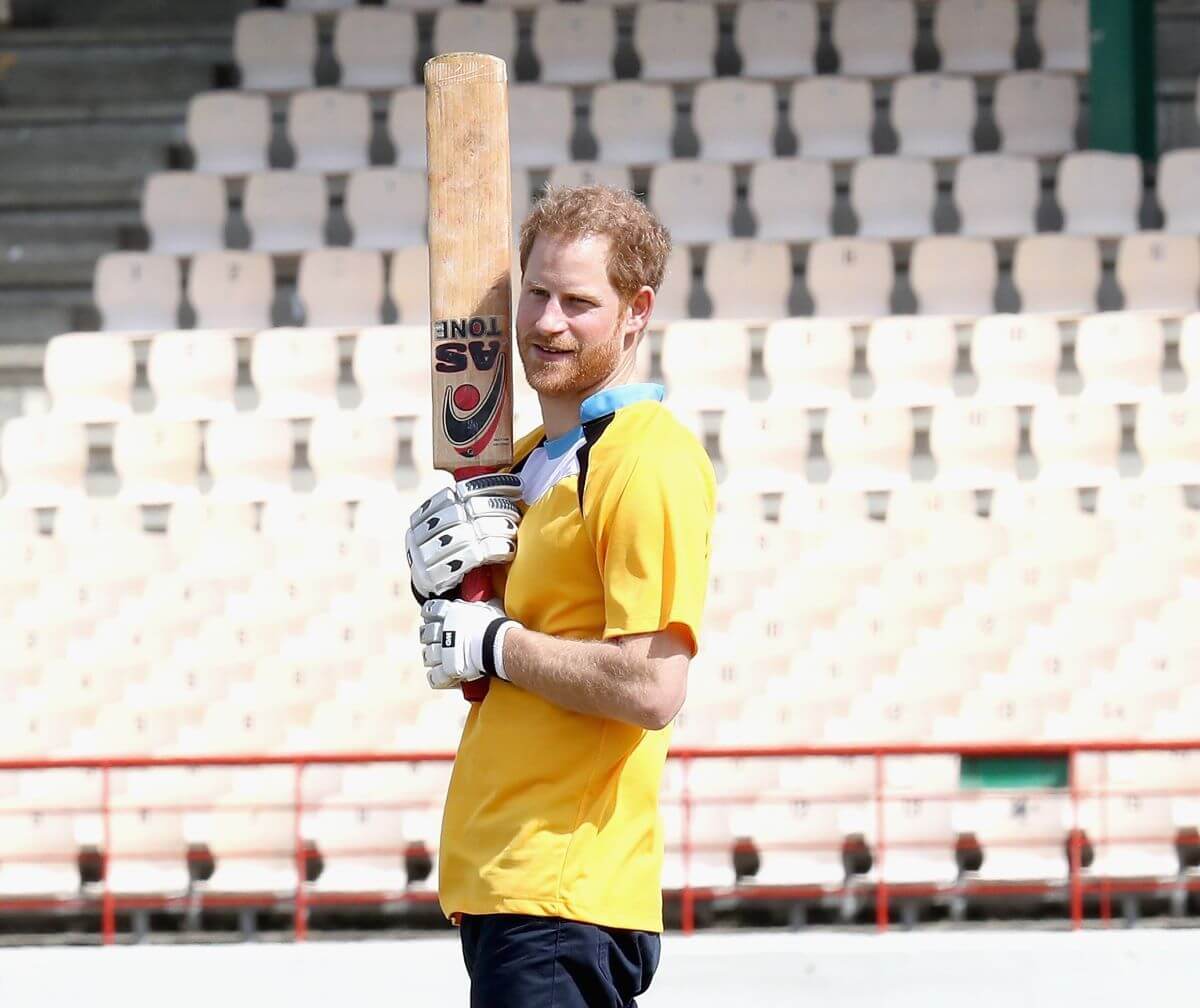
[440,351,508,459]
[433,316,504,341]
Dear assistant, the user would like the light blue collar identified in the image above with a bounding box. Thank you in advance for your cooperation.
[542,383,665,459]
[580,383,665,423]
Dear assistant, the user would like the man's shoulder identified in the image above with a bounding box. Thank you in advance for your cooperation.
[588,400,713,492]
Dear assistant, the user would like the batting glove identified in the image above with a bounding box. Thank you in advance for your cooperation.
[406,474,523,600]
[419,597,520,690]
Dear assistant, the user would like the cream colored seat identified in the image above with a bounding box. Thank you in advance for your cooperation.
[1013,235,1100,314]
[113,417,202,504]
[0,416,88,508]
[1030,399,1121,485]
[186,91,270,175]
[823,403,914,490]
[387,87,426,170]
[660,321,751,408]
[850,156,935,238]
[297,248,386,327]
[649,161,734,244]
[333,8,417,89]
[1036,0,1089,72]
[251,326,341,418]
[1075,312,1164,403]
[735,0,817,78]
[432,7,516,67]
[1115,233,1200,314]
[532,5,615,84]
[693,79,776,162]
[704,240,792,319]
[508,85,572,168]
[1136,396,1200,485]
[994,71,1078,156]
[717,402,810,494]
[142,171,226,254]
[866,316,956,406]
[806,238,893,318]
[44,332,134,423]
[790,78,872,159]
[1158,149,1200,234]
[148,330,237,421]
[953,154,1039,238]
[653,245,693,323]
[891,74,976,158]
[353,324,429,417]
[389,245,431,324]
[187,251,275,331]
[633,1,716,80]
[762,317,853,406]
[934,0,1017,72]
[591,83,674,164]
[243,171,328,253]
[94,252,181,332]
[1057,151,1141,236]
[748,158,833,241]
[929,399,1020,489]
[309,410,399,500]
[287,88,371,173]
[234,9,316,90]
[831,0,915,76]
[970,313,1061,405]
[204,415,295,500]
[910,236,998,316]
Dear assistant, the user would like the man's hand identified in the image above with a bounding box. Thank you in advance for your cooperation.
[419,598,521,690]
[406,474,522,600]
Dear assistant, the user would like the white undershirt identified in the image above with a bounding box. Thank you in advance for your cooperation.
[518,434,586,507]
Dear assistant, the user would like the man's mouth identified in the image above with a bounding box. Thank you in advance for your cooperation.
[530,343,574,359]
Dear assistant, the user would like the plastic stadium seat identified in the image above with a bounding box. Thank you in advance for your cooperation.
[202,792,298,895]
[693,79,776,162]
[1036,0,1089,72]
[649,161,734,244]
[105,804,189,897]
[43,332,134,423]
[741,797,850,889]
[305,803,408,893]
[660,321,750,407]
[824,403,914,490]
[186,91,271,175]
[850,156,935,238]
[204,415,294,500]
[953,154,1039,238]
[591,83,674,164]
[289,0,354,11]
[633,2,716,81]
[1075,312,1164,403]
[790,78,873,159]
[508,85,572,168]
[871,795,960,886]
[309,410,399,500]
[142,172,226,254]
[187,251,275,331]
[885,483,976,543]
[0,417,87,508]
[353,325,429,416]
[146,330,236,421]
[243,171,327,253]
[970,313,1061,405]
[891,74,976,158]
[344,168,425,250]
[958,793,1072,883]
[762,318,853,406]
[653,245,693,323]
[1095,480,1187,528]
[546,163,631,191]
[704,241,792,319]
[532,5,615,84]
[297,248,386,327]
[333,8,416,89]
[1157,149,1200,234]
[832,0,915,76]
[1013,235,1100,314]
[387,88,426,170]
[1115,233,1200,313]
[260,497,349,544]
[1030,399,1121,485]
[112,417,202,505]
[234,10,317,91]
[287,89,371,173]
[934,0,1017,73]
[994,72,1078,155]
[866,316,956,406]
[736,0,817,78]
[806,238,893,318]
[717,402,810,493]
[94,252,180,331]
[1136,396,1200,485]
[748,158,833,241]
[251,327,340,418]
[432,7,517,69]
[0,805,82,898]
[389,245,430,324]
[1081,791,1180,881]
[989,481,1079,528]
[909,236,997,317]
[929,399,1019,489]
[1057,151,1141,236]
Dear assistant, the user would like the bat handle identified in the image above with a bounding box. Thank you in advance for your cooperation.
[455,465,499,703]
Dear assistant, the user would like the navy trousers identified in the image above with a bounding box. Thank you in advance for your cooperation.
[459,913,661,1008]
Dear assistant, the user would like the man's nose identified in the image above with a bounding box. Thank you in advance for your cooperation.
[533,298,568,334]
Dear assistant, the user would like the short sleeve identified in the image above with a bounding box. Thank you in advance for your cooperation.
[585,432,715,654]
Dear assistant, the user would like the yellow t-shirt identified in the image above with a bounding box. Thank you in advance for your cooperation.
[437,384,716,933]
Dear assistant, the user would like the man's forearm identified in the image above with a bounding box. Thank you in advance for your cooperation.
[500,626,671,730]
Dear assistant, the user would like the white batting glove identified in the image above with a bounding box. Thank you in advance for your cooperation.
[406,474,523,600]
[419,598,520,690]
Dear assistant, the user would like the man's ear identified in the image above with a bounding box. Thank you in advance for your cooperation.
[623,286,655,346]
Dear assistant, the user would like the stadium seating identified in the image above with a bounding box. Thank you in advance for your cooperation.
[234,10,317,91]
[953,154,1040,238]
[94,253,181,331]
[287,89,372,173]
[649,161,735,243]
[44,332,134,423]
[850,157,936,238]
[748,158,834,240]
[735,0,818,78]
[591,83,675,164]
[243,172,328,253]
[187,251,275,331]
[891,75,976,158]
[832,0,915,77]
[633,2,717,81]
[935,0,1018,73]
[142,172,227,254]
[333,8,417,89]
[693,80,776,162]
[186,91,271,174]
[431,7,517,70]
[790,78,873,159]
[533,5,616,84]
[806,239,894,318]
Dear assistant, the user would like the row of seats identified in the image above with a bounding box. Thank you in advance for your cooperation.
[148,151,1200,257]
[232,1,1088,92]
[189,73,1084,175]
[5,390,1200,507]
[40,310,1200,424]
[94,233,1200,332]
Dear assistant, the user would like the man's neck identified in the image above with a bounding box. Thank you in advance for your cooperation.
[538,358,639,440]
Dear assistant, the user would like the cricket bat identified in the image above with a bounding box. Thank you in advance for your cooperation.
[424,52,516,703]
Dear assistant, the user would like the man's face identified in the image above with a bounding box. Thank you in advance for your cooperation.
[515,233,630,398]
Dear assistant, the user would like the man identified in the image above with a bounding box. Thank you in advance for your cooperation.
[407,186,715,1007]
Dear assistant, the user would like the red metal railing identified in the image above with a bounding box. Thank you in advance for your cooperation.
[0,740,1196,944]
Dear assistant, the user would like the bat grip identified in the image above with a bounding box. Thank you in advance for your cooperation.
[455,465,498,703]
